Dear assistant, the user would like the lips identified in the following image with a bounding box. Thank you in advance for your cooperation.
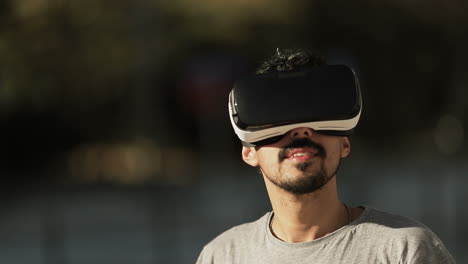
[286,148,318,160]
[277,138,326,162]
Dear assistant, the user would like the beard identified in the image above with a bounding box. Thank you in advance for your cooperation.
[262,138,341,195]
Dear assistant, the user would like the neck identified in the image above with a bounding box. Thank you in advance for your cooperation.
[264,176,350,243]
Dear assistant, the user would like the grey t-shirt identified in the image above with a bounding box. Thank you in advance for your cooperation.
[196,207,455,264]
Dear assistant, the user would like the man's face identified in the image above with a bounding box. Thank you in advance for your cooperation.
[242,127,351,195]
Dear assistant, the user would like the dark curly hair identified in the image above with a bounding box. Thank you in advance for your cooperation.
[256,48,326,74]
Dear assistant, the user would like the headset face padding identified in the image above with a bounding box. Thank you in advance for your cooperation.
[229,65,362,146]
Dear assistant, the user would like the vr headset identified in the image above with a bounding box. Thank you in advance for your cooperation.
[228,65,362,147]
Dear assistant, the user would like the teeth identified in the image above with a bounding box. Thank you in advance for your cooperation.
[292,152,308,157]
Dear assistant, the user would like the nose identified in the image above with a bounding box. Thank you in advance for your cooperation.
[288,127,314,139]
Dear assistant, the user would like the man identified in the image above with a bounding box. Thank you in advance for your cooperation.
[196,48,455,263]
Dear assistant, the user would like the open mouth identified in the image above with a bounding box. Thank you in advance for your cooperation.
[278,138,326,162]
[286,148,318,161]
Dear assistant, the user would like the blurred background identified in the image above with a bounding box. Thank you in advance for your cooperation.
[1,0,467,263]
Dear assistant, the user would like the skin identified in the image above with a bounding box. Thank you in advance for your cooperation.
[242,127,363,243]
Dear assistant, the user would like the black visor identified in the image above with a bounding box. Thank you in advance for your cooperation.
[229,65,362,146]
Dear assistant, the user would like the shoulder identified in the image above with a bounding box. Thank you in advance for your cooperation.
[196,212,270,264]
[355,207,455,263]
[209,216,266,245]
[359,207,426,228]
[358,207,440,241]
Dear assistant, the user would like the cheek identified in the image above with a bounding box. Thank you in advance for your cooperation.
[324,143,343,164]
[256,149,281,171]
[257,151,277,166]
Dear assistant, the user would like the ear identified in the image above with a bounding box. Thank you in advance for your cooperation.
[242,147,259,167]
[341,137,351,158]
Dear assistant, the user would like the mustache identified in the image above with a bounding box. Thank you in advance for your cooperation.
[278,138,326,161]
